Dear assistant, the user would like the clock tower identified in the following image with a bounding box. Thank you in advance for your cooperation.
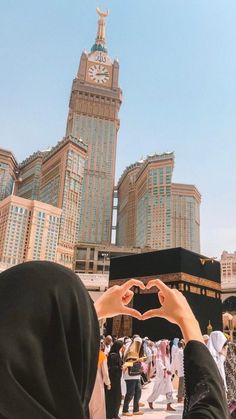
[66,8,122,245]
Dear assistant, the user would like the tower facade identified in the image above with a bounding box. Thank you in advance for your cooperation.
[221,251,236,289]
[66,9,122,245]
[39,136,87,268]
[0,149,18,201]
[116,153,201,253]
[171,183,201,253]
[17,151,46,200]
[0,195,61,270]
[116,153,175,250]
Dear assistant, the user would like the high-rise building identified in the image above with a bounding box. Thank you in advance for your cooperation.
[17,151,46,200]
[0,195,61,270]
[39,135,87,268]
[0,137,86,271]
[116,153,175,249]
[0,148,18,201]
[221,251,236,289]
[116,153,201,253]
[65,9,122,245]
[116,162,142,247]
[172,183,201,253]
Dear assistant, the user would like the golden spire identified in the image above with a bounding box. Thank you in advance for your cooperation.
[95,7,109,46]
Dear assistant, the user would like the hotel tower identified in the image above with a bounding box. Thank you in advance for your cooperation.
[65,8,122,245]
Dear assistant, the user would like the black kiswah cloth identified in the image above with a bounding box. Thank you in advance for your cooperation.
[0,261,99,419]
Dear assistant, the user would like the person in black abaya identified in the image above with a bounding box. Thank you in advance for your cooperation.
[0,261,100,419]
[105,340,124,419]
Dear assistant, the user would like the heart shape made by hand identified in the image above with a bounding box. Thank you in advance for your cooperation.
[120,278,162,320]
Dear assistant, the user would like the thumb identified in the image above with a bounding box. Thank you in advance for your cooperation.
[142,307,165,321]
[122,306,142,320]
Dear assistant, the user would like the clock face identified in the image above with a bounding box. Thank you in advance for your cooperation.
[88,64,110,84]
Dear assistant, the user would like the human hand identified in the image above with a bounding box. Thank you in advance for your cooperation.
[142,278,195,324]
[142,279,203,344]
[107,384,111,390]
[94,279,145,320]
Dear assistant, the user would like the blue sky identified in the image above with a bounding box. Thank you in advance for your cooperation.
[0,0,235,257]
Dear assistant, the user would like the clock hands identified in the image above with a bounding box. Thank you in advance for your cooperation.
[96,72,109,76]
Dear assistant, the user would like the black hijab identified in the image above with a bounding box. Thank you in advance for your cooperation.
[0,261,100,419]
[109,340,123,354]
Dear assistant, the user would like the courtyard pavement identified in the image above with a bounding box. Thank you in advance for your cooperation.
[119,380,183,419]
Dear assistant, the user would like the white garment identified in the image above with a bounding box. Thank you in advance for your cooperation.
[207,331,227,391]
[171,347,184,377]
[171,344,178,362]
[152,346,158,357]
[147,356,173,403]
[89,358,111,419]
[144,344,153,363]
[104,344,111,356]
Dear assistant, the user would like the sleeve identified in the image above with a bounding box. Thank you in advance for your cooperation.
[156,359,166,377]
[183,341,230,419]
[101,357,111,387]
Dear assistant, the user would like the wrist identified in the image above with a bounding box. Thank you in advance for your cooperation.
[179,317,204,344]
[94,300,105,320]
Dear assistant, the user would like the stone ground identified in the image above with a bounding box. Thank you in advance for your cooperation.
[119,380,183,419]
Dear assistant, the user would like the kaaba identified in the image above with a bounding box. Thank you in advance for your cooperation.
[107,247,223,340]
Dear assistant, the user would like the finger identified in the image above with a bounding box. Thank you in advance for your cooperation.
[146,278,170,293]
[122,290,134,305]
[141,307,165,320]
[121,279,145,293]
[122,306,143,320]
[158,291,165,305]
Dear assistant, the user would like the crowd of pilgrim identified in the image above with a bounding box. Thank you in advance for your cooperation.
[90,332,236,418]
[0,260,235,419]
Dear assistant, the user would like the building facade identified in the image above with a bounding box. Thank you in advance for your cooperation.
[221,251,236,340]
[221,251,236,289]
[172,183,201,253]
[116,153,201,253]
[0,148,18,201]
[17,151,46,200]
[74,242,142,274]
[65,9,122,245]
[0,135,87,271]
[0,195,61,269]
[39,136,87,268]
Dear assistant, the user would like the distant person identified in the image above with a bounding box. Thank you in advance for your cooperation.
[143,338,153,382]
[122,336,144,416]
[104,335,113,355]
[105,340,124,419]
[89,350,111,419]
[172,340,185,403]
[202,334,210,345]
[171,337,179,362]
[207,331,228,391]
[147,340,176,411]
[225,342,236,408]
